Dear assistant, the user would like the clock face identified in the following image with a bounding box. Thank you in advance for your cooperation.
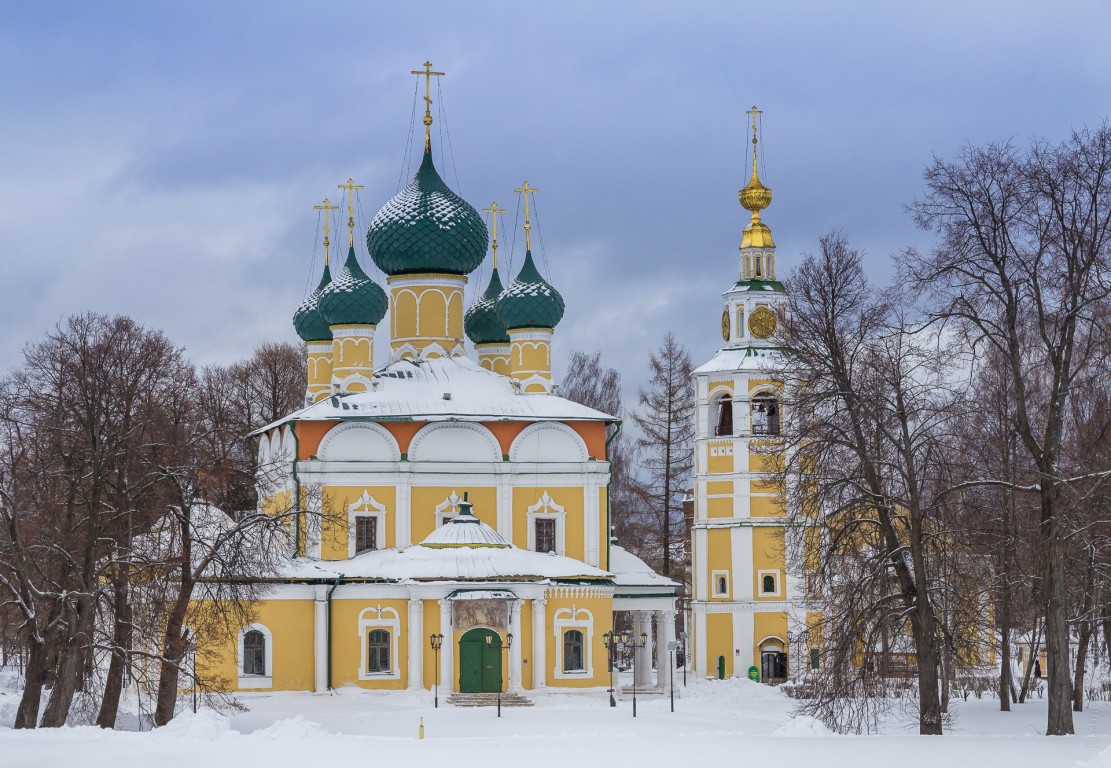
[721,310,730,341]
[748,307,778,339]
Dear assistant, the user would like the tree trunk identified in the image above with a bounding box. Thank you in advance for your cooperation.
[1042,505,1075,734]
[96,568,132,729]
[1072,620,1092,713]
[40,596,93,728]
[909,609,944,735]
[999,595,1012,711]
[154,584,192,726]
[14,637,48,729]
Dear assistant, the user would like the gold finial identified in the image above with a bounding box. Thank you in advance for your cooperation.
[739,105,773,215]
[410,60,445,152]
[514,182,539,252]
[338,178,364,248]
[313,198,339,266]
[483,202,507,268]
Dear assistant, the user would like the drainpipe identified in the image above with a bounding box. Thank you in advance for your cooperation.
[326,576,344,691]
[604,419,622,570]
[290,421,302,558]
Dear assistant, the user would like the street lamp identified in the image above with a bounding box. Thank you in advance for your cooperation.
[667,640,678,712]
[787,630,794,681]
[485,632,513,717]
[429,633,443,708]
[627,632,648,718]
[602,630,625,707]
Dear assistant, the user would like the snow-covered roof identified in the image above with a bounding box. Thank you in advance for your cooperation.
[608,545,680,589]
[693,346,785,375]
[252,356,614,435]
[420,505,510,548]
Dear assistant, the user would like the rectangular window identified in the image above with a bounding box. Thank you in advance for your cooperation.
[535,518,557,553]
[367,629,391,674]
[355,516,377,554]
[563,629,585,673]
[711,570,730,598]
[805,572,822,598]
[809,647,820,672]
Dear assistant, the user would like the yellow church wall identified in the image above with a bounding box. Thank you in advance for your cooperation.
[544,592,613,687]
[747,449,781,474]
[511,486,585,561]
[706,481,734,518]
[707,441,734,474]
[753,611,788,672]
[391,290,418,341]
[319,485,398,560]
[748,379,781,392]
[706,613,733,677]
[331,599,409,689]
[707,527,733,600]
[193,599,315,693]
[410,486,497,544]
[416,289,448,342]
[752,526,785,601]
[749,495,783,518]
[447,291,464,341]
[707,380,733,395]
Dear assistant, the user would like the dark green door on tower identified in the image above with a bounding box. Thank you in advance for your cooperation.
[459,628,502,693]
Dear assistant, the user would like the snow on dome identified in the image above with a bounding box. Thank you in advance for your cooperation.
[609,544,680,588]
[420,503,509,548]
[496,250,565,330]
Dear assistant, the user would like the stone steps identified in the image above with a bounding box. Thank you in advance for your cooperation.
[447,692,534,707]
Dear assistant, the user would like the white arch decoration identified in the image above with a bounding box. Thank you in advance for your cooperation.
[508,422,589,463]
[317,422,402,462]
[237,623,274,689]
[357,606,401,680]
[408,422,501,463]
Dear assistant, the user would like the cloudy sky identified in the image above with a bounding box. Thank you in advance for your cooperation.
[2,1,1110,404]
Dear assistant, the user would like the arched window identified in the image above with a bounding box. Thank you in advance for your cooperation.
[714,395,733,437]
[242,630,266,676]
[367,629,391,674]
[718,575,728,594]
[754,254,762,277]
[762,574,777,594]
[563,629,585,672]
[751,393,780,435]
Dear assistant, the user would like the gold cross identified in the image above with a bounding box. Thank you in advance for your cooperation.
[410,60,445,151]
[313,198,339,266]
[513,182,539,252]
[746,105,763,177]
[482,202,507,268]
[338,178,364,248]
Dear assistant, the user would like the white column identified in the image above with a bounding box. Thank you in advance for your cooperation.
[633,611,653,687]
[439,599,453,692]
[496,475,513,542]
[396,482,412,548]
[408,599,423,690]
[509,600,523,691]
[584,477,600,567]
[656,610,676,688]
[532,598,547,688]
[313,586,327,692]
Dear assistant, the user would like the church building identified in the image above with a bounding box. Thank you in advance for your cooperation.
[192,65,678,700]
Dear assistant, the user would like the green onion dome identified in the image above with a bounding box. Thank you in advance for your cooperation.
[293,265,333,342]
[465,266,510,345]
[495,250,565,330]
[319,246,388,327]
[366,149,488,276]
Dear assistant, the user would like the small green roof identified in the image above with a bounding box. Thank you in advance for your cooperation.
[465,266,510,345]
[293,264,333,342]
[319,247,388,327]
[367,148,488,276]
[496,250,565,331]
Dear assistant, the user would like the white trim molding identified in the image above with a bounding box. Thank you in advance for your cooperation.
[358,606,401,681]
[237,623,273,689]
[552,607,594,680]
[435,490,464,527]
[527,492,566,555]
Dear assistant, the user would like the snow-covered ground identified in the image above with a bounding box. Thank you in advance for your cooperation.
[1,675,1109,768]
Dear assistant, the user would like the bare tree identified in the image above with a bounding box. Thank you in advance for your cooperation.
[632,333,694,578]
[906,126,1111,734]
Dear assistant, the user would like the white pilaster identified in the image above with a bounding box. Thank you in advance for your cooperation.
[655,611,676,688]
[439,599,453,692]
[532,598,547,688]
[633,611,653,687]
[408,599,423,690]
[396,482,412,548]
[695,611,707,675]
[509,600,523,691]
[584,478,600,567]
[313,586,327,692]
[496,476,512,542]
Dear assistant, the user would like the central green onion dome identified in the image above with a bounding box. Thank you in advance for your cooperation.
[367,149,488,276]
[293,265,334,342]
[465,266,510,344]
[495,250,565,330]
[319,246,388,326]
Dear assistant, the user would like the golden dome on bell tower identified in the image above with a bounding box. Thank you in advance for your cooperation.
[739,106,775,250]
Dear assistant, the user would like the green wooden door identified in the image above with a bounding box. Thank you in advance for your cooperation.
[459,628,502,693]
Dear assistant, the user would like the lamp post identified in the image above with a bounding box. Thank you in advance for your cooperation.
[485,632,513,717]
[787,630,794,681]
[680,632,688,687]
[667,641,678,712]
[602,630,623,707]
[627,632,648,718]
[799,630,810,678]
[429,633,443,708]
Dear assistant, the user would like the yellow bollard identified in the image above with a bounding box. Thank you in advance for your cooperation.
[419,717,425,740]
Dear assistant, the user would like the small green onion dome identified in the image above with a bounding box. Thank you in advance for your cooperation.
[367,149,488,276]
[465,266,510,345]
[495,250,565,330]
[293,265,333,342]
[319,246,388,327]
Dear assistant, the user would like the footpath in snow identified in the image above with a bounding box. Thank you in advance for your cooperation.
[1,677,1109,768]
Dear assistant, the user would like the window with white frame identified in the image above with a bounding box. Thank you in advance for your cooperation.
[552,608,593,678]
[758,569,781,597]
[237,624,273,688]
[358,606,400,680]
[711,570,730,598]
[348,491,386,558]
[527,492,565,555]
